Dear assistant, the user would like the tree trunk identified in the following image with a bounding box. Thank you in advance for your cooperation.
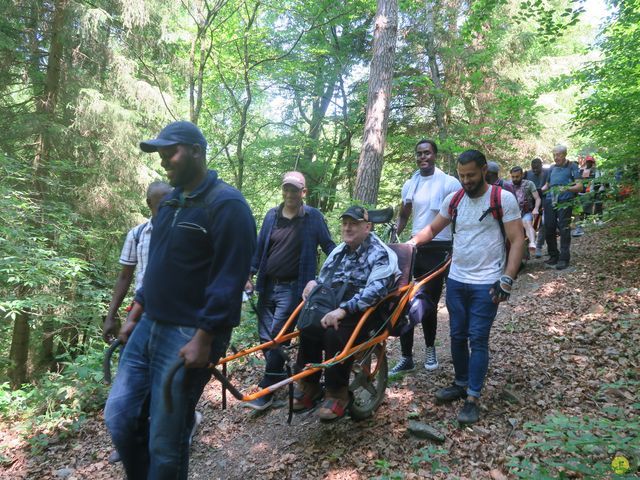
[39,318,56,373]
[354,0,398,206]
[9,309,30,389]
[424,0,453,173]
[33,0,68,185]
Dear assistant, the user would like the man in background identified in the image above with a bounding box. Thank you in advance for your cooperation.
[103,181,172,343]
[243,171,335,411]
[524,158,548,258]
[541,144,582,270]
[391,139,460,374]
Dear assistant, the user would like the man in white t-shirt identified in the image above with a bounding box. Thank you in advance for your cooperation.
[391,139,460,374]
[409,149,524,424]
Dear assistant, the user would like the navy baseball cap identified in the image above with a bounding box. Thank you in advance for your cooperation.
[140,121,207,153]
[340,205,369,222]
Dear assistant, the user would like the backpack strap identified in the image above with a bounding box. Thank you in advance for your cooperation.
[478,185,506,240]
[132,221,148,246]
[448,188,466,235]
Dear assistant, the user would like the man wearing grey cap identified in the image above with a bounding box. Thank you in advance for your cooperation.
[242,171,335,411]
[485,161,515,196]
[104,121,256,479]
[293,206,401,422]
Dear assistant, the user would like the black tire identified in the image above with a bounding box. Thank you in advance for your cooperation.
[348,343,388,420]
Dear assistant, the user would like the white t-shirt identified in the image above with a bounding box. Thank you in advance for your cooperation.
[440,185,520,284]
[401,168,461,240]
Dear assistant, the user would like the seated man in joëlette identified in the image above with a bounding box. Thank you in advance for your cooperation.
[294,205,401,421]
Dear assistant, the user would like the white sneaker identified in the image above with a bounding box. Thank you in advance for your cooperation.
[424,346,439,371]
[189,410,203,447]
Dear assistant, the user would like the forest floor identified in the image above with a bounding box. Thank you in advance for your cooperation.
[2,220,639,479]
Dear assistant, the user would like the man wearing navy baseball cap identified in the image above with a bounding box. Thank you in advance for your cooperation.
[105,121,256,479]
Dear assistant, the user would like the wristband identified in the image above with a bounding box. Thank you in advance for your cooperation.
[499,275,513,294]
[500,275,514,287]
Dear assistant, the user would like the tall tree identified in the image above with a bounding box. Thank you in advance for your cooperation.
[354,0,398,205]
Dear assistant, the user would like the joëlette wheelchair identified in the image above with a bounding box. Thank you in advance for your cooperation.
[104,208,451,422]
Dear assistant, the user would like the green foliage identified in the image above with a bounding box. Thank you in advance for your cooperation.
[0,341,109,454]
[0,0,633,454]
[371,446,450,479]
[508,380,640,478]
[573,0,640,169]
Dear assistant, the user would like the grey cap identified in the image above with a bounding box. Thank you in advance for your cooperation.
[487,161,500,173]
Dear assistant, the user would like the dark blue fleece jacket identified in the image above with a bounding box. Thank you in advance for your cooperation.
[135,170,256,332]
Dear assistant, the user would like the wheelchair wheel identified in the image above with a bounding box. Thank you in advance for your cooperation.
[348,342,388,420]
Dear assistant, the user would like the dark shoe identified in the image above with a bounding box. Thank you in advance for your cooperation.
[242,393,273,411]
[390,356,415,375]
[457,400,480,424]
[534,248,542,259]
[435,383,466,403]
[555,261,570,270]
[544,257,558,266]
[108,449,121,464]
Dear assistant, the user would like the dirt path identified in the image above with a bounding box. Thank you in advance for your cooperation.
[4,223,639,479]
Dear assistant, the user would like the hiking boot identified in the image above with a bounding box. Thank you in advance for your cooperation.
[555,260,570,271]
[424,346,439,371]
[435,383,466,403]
[457,400,480,424]
[292,382,323,412]
[572,226,584,237]
[544,257,558,266]
[241,393,273,412]
[189,410,203,447]
[390,356,415,375]
[534,248,542,259]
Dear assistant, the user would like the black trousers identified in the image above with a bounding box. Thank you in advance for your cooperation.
[296,312,383,391]
[400,241,451,356]
[544,198,573,262]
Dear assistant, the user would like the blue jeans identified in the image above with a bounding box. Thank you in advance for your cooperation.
[104,315,231,479]
[445,278,499,398]
[257,280,299,387]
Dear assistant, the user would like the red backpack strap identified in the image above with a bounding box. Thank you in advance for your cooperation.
[490,185,506,240]
[448,188,466,235]
[490,185,503,221]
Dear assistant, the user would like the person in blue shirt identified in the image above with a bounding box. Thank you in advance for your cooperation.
[104,121,256,480]
[242,171,335,411]
[541,144,582,270]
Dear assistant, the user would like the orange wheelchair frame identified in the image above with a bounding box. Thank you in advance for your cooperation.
[161,243,450,421]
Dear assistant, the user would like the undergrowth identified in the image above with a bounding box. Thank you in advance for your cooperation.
[0,342,108,455]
